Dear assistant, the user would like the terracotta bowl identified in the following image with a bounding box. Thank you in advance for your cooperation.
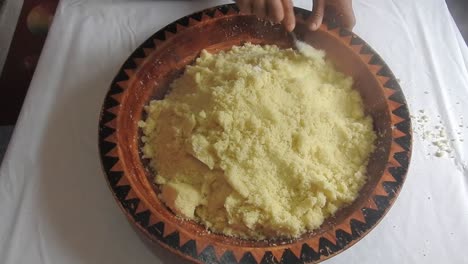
[98,4,412,264]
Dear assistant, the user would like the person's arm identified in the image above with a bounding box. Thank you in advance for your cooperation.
[235,0,356,32]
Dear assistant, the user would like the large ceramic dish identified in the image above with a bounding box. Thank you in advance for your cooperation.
[98,4,412,264]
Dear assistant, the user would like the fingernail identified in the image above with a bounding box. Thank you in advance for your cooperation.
[310,23,317,30]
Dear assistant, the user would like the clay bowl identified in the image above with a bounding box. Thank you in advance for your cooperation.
[98,4,412,264]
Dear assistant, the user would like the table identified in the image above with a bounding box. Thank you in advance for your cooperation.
[1,0,467,263]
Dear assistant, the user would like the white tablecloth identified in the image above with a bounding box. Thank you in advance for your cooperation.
[1,0,468,263]
[0,0,23,73]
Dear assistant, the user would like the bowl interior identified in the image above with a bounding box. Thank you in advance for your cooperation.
[115,14,391,247]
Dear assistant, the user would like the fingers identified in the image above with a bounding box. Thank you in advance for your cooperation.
[281,0,296,32]
[340,1,356,30]
[323,0,356,30]
[237,0,252,14]
[253,0,266,18]
[237,0,295,32]
[236,0,356,32]
[266,0,284,23]
[308,0,325,31]
[341,12,356,30]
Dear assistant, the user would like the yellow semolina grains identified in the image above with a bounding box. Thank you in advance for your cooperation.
[139,43,376,240]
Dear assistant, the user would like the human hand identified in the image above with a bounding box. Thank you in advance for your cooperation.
[235,0,356,32]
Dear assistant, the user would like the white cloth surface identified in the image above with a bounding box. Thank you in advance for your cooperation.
[1,0,468,263]
[0,0,24,73]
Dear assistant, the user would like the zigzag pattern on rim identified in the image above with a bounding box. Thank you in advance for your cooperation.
[98,4,411,264]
